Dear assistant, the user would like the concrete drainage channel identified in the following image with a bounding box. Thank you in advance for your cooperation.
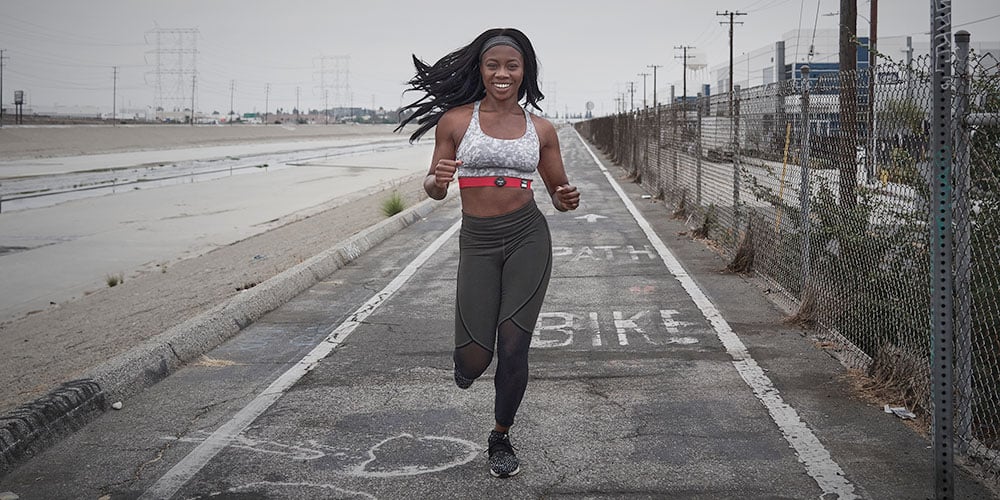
[0,138,413,213]
[0,188,455,475]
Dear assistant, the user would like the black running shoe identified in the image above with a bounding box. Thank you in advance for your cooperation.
[487,430,520,478]
[454,365,474,389]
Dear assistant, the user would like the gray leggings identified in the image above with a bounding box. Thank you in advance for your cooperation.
[455,200,552,350]
[453,200,552,427]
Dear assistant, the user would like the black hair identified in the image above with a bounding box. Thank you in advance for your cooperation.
[395,28,544,142]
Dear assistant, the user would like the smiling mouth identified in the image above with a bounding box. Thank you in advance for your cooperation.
[493,82,512,89]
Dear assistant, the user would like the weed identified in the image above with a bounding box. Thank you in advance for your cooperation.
[105,273,124,287]
[381,191,406,217]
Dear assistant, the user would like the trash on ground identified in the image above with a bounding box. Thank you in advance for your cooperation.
[641,195,652,199]
[883,404,916,419]
[111,401,124,410]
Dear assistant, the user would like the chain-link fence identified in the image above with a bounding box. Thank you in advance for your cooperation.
[575,33,1000,486]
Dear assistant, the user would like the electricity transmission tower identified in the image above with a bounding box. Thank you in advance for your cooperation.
[315,55,350,122]
[146,28,199,118]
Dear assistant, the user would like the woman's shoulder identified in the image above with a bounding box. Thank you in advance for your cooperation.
[528,112,556,137]
[441,103,474,122]
[438,103,475,131]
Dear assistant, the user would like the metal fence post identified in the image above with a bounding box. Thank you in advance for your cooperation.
[644,108,650,180]
[799,67,812,291]
[656,104,662,191]
[696,95,704,208]
[952,29,973,454]
[733,84,742,232]
[929,1,956,497]
[631,111,638,175]
[673,102,680,191]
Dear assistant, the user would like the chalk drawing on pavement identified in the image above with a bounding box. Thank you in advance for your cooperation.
[164,431,479,478]
[168,431,329,461]
[345,433,480,478]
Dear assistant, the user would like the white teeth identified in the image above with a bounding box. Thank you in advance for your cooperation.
[494,83,511,89]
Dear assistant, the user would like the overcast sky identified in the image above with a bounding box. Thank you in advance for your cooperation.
[2,0,998,118]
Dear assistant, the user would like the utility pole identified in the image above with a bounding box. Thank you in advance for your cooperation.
[673,45,695,103]
[866,0,878,184]
[295,86,300,123]
[0,49,7,127]
[637,72,650,109]
[112,66,118,126]
[627,81,636,111]
[647,65,662,108]
[839,0,858,207]
[716,10,747,115]
[903,35,913,99]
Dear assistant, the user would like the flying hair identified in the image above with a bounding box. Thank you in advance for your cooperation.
[395,28,545,143]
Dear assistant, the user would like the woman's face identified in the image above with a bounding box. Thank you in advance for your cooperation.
[480,45,524,101]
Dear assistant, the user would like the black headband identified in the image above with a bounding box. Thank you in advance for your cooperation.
[480,35,523,57]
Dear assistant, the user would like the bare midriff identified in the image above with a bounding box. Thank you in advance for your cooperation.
[459,187,535,217]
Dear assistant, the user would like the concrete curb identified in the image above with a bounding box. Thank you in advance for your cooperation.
[0,188,456,474]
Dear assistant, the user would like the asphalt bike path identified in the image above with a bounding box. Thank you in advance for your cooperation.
[1,127,993,499]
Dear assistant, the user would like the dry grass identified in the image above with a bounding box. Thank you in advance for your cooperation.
[841,367,931,437]
[191,355,241,368]
[786,285,818,327]
[726,220,755,274]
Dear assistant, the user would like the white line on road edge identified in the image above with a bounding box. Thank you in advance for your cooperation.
[572,129,858,500]
[141,217,462,500]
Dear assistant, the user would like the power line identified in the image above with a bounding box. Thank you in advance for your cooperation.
[953,11,1000,28]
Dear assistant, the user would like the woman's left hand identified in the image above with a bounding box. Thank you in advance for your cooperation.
[554,184,580,212]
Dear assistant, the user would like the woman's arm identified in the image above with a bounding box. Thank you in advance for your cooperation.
[424,107,472,200]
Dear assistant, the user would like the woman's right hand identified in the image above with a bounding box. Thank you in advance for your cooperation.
[433,159,462,189]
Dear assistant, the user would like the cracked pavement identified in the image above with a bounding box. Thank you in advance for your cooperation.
[1,127,995,499]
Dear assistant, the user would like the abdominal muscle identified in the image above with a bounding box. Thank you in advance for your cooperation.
[459,187,536,217]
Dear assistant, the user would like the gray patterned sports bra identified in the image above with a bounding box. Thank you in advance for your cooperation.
[455,101,540,179]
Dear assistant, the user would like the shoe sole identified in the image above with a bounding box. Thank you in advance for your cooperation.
[490,465,520,478]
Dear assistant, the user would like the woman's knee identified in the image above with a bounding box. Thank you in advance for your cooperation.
[454,343,493,378]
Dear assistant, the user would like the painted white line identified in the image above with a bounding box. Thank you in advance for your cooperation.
[140,217,462,500]
[572,129,858,500]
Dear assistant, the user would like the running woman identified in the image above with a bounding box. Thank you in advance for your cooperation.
[396,27,580,478]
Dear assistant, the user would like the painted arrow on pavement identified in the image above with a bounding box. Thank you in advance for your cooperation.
[574,214,607,223]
